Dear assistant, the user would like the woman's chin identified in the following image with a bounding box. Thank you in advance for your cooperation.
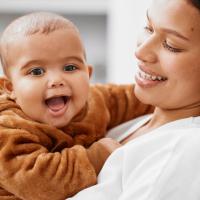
[134,85,154,106]
[134,85,145,100]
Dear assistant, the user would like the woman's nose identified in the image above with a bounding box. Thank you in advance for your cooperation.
[134,37,157,63]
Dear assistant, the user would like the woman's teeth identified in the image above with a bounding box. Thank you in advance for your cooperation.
[138,69,167,81]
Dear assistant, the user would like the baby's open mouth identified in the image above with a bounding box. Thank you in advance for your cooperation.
[45,96,69,112]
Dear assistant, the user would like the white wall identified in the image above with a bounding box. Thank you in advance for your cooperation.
[0,1,107,82]
[0,0,152,84]
[107,0,151,83]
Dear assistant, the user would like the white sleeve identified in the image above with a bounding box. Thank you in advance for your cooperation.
[68,147,124,200]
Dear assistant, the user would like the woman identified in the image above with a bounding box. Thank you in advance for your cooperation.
[69,0,200,199]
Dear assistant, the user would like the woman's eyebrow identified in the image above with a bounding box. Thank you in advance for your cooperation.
[161,28,189,41]
[146,10,189,41]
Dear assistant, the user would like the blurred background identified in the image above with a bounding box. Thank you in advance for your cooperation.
[0,0,150,83]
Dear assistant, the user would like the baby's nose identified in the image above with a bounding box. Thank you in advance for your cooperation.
[48,79,65,88]
[51,82,64,88]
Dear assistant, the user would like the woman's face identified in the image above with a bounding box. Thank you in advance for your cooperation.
[134,0,200,110]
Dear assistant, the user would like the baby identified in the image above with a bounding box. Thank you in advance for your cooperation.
[0,12,153,200]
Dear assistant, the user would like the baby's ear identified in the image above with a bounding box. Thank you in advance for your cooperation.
[87,65,93,78]
[3,78,12,92]
[1,78,16,100]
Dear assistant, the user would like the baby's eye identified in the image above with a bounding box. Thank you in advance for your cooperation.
[29,67,45,76]
[63,65,77,72]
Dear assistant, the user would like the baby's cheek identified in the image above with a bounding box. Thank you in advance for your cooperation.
[74,86,89,110]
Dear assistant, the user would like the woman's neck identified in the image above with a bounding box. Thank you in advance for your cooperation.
[147,106,200,129]
[121,105,200,144]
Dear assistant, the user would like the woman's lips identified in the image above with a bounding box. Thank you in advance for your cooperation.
[135,68,167,88]
[138,68,167,81]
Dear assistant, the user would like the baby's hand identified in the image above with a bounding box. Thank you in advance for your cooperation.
[86,138,121,175]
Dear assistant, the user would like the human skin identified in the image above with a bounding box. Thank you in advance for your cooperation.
[122,0,200,143]
[134,0,200,127]
[6,28,92,128]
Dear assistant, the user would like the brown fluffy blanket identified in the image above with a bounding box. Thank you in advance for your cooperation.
[0,77,153,200]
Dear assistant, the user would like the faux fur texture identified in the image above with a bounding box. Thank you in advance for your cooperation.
[0,77,153,200]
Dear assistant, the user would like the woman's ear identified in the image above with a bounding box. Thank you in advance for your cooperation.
[87,65,93,78]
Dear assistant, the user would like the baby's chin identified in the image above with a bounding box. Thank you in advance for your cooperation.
[47,119,71,129]
[35,115,70,129]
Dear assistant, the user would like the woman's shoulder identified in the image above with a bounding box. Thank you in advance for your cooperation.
[106,114,152,142]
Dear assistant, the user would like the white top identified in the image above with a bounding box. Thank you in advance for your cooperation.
[68,115,200,200]
[106,114,152,142]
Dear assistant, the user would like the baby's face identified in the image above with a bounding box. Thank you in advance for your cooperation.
[7,28,92,128]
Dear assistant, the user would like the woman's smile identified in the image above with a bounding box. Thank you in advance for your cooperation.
[135,67,167,88]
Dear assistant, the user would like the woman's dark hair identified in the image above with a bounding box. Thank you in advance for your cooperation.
[188,0,200,10]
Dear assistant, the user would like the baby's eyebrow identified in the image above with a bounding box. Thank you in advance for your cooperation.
[19,60,43,71]
[61,56,85,63]
[19,56,85,71]
[146,10,189,42]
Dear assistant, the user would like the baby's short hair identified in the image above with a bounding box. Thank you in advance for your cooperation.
[0,12,80,76]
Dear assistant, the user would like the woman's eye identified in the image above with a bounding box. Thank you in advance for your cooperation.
[162,41,183,53]
[29,68,45,76]
[64,65,77,72]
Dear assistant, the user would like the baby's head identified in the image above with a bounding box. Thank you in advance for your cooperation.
[0,12,92,128]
